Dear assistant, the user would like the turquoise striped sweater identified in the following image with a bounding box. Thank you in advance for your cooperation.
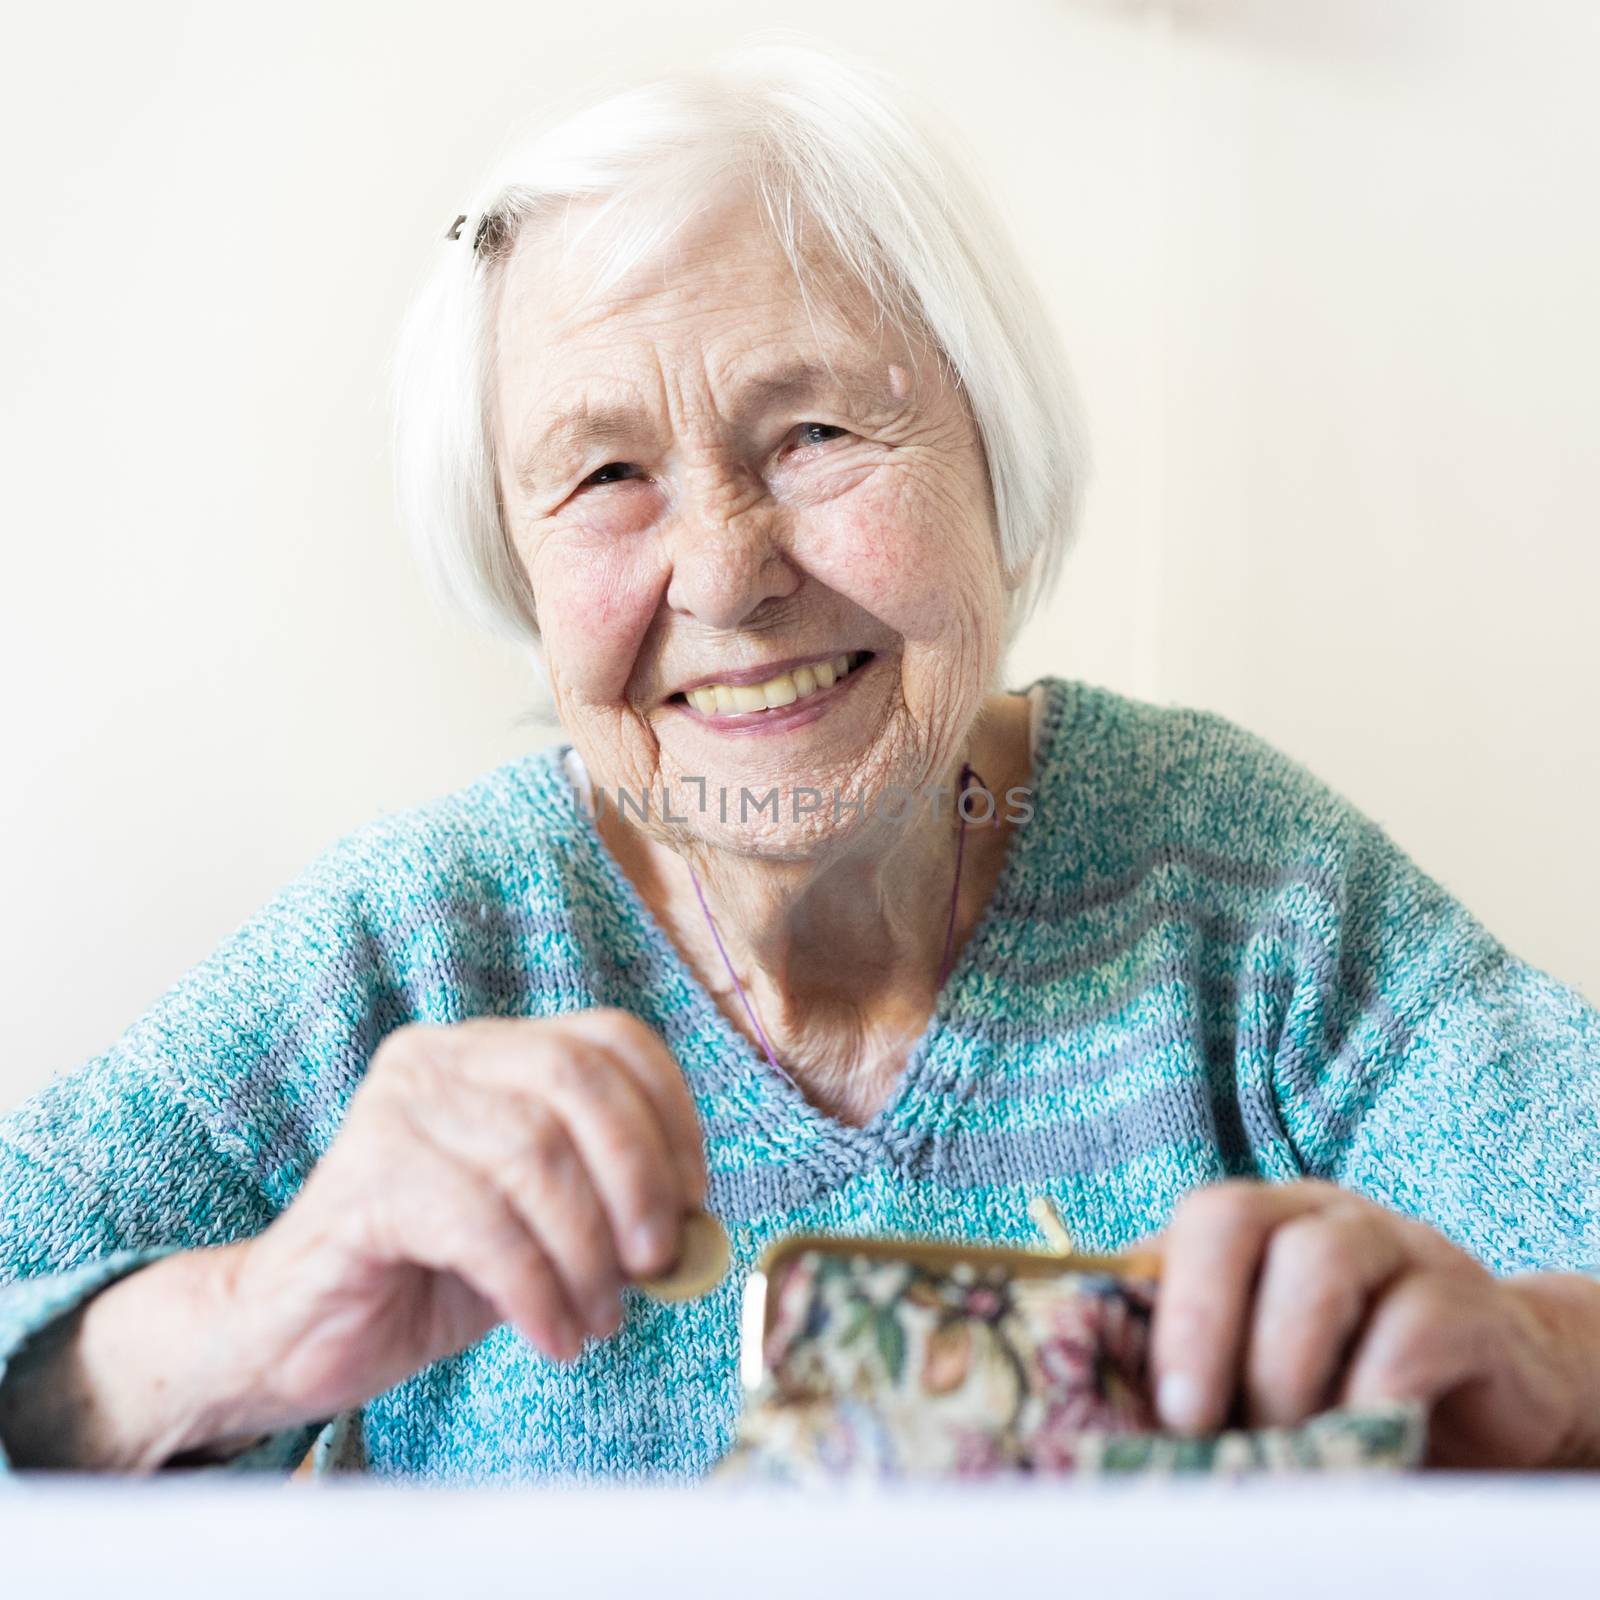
[2,676,1597,1481]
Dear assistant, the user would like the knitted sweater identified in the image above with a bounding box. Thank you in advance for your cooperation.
[2,675,1597,1482]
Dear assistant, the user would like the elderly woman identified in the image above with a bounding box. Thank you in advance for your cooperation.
[2,42,1598,1481]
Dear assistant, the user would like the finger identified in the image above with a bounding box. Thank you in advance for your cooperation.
[412,1021,686,1282]
[373,1124,586,1364]
[451,1017,700,1228]
[561,1010,708,1210]
[501,1109,626,1341]
[417,1078,626,1342]
[1242,1202,1410,1427]
[1151,1180,1343,1435]
[531,1042,688,1279]
[1339,1269,1488,1417]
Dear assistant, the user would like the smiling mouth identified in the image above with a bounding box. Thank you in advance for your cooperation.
[671,651,873,716]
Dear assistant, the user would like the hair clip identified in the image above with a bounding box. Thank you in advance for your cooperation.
[444,211,502,256]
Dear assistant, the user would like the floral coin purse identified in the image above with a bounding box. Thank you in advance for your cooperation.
[712,1204,1423,1482]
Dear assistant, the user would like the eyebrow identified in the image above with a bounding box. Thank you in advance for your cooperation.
[511,355,899,493]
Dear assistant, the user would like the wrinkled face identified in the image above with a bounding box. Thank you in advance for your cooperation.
[490,183,1010,861]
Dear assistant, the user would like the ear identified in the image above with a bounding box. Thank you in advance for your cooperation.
[999,549,1033,597]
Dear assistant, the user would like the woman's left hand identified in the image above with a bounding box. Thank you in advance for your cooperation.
[1147,1180,1600,1467]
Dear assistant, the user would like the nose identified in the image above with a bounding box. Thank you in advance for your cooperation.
[662,473,800,631]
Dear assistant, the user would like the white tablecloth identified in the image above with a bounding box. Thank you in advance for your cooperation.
[3,1476,1595,1598]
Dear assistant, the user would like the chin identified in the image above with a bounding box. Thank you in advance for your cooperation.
[645,745,940,865]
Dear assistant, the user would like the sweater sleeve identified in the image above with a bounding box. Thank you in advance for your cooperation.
[0,827,403,1475]
[1249,747,1600,1275]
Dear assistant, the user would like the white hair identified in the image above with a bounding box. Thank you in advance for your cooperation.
[389,35,1091,659]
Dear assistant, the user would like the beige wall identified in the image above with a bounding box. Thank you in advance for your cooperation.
[4,0,1596,1109]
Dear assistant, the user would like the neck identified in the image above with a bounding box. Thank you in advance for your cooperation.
[596,690,1033,1123]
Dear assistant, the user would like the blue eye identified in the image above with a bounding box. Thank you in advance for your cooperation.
[797,423,848,447]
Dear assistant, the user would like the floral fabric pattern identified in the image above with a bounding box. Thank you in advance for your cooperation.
[717,1249,1424,1481]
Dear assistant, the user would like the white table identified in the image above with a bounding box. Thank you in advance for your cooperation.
[3,1477,1596,1597]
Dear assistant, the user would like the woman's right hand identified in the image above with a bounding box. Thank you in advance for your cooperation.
[220,1010,707,1433]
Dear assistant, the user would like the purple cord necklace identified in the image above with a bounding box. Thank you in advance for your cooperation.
[684,762,994,1092]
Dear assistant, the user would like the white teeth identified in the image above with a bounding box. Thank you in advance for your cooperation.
[684,653,861,716]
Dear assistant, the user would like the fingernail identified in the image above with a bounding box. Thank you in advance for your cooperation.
[1158,1372,1206,1434]
[587,1292,622,1338]
[631,1217,675,1273]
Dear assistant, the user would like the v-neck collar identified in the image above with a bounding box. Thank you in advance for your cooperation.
[537,676,1078,1186]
